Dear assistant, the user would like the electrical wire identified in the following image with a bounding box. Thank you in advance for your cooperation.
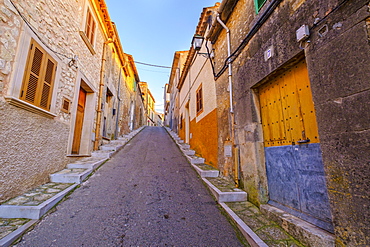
[8,0,73,61]
[136,67,170,74]
[134,61,171,69]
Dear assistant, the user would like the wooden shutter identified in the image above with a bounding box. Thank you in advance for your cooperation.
[196,85,203,113]
[21,40,56,110]
[85,9,95,45]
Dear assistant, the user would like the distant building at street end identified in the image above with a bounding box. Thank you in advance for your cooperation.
[139,81,156,126]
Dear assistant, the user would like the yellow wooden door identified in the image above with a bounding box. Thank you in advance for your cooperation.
[259,60,319,147]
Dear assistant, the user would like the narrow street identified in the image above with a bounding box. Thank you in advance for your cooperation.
[15,127,246,247]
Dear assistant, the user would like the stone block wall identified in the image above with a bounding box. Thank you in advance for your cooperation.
[210,0,369,245]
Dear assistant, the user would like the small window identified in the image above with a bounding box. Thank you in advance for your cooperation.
[196,85,203,114]
[254,0,267,13]
[61,97,71,113]
[20,39,57,111]
[85,9,96,45]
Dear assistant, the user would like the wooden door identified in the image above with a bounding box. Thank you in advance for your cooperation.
[72,88,87,154]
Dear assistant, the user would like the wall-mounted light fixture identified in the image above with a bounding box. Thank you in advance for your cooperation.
[191,34,204,51]
[191,34,213,58]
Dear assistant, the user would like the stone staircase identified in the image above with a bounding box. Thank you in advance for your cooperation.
[0,127,145,247]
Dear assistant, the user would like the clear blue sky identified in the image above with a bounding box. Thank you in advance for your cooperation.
[105,0,218,113]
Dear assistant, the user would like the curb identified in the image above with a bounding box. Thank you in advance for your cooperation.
[0,220,38,247]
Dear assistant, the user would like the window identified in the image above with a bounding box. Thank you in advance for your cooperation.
[85,9,96,45]
[196,85,203,114]
[254,0,267,13]
[20,39,57,111]
[79,8,96,54]
[61,97,71,113]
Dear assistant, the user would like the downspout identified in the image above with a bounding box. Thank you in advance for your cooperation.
[216,14,233,114]
[94,38,113,150]
[216,14,239,187]
[114,66,122,139]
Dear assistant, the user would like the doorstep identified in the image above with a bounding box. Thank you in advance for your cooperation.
[260,204,335,247]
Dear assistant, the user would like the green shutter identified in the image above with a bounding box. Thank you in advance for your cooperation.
[254,0,267,13]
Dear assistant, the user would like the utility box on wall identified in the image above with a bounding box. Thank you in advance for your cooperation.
[224,141,233,157]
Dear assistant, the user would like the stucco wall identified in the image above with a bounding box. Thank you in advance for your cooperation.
[177,43,218,167]
[189,109,218,167]
[0,101,74,203]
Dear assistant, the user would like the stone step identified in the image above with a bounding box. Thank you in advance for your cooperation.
[91,150,114,159]
[117,137,129,141]
[0,183,77,219]
[191,163,219,178]
[179,143,190,150]
[177,139,184,144]
[187,155,205,164]
[99,143,123,152]
[202,177,247,203]
[50,168,92,184]
[109,140,127,145]
[182,149,195,156]
[67,157,107,170]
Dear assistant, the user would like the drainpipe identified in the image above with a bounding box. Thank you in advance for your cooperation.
[114,67,122,140]
[94,38,113,150]
[216,14,239,187]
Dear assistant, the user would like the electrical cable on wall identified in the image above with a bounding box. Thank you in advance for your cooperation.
[8,0,76,64]
[208,0,351,79]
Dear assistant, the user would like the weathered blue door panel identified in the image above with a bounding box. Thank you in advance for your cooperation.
[265,143,333,232]
[265,146,300,209]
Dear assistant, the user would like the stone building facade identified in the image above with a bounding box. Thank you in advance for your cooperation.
[206,0,369,246]
[0,0,144,203]
[139,81,156,126]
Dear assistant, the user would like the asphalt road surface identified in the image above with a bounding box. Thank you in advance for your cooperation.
[16,127,246,247]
